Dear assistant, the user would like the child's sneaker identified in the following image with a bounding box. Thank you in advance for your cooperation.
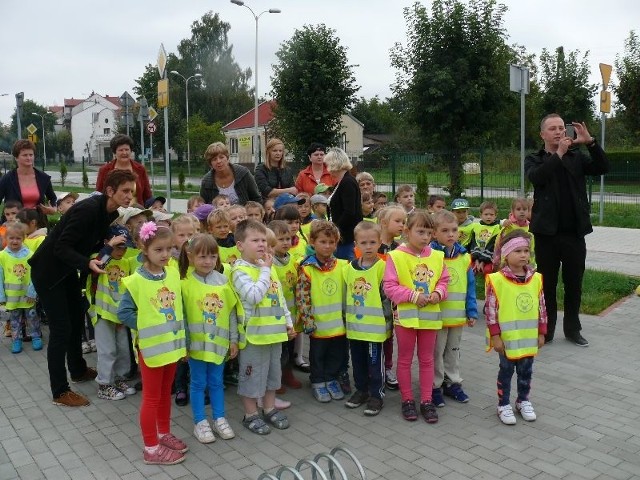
[11,339,22,354]
[443,383,469,403]
[338,371,351,394]
[385,369,399,390]
[89,339,97,352]
[213,417,235,440]
[311,383,331,403]
[364,397,383,416]
[143,445,185,465]
[497,404,517,425]
[81,342,91,354]
[193,419,215,444]
[98,384,125,401]
[432,387,445,407]
[401,400,418,421]
[32,337,43,351]
[115,380,136,396]
[420,402,438,424]
[516,400,537,421]
[326,380,345,400]
[345,390,369,409]
[263,408,290,430]
[159,433,189,453]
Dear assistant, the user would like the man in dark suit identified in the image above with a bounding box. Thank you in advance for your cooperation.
[30,170,137,406]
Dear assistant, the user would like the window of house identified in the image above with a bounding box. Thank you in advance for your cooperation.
[230,138,239,154]
[341,133,347,151]
[104,128,110,135]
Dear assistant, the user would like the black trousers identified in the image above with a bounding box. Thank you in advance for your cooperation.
[34,274,88,398]
[309,335,347,384]
[534,233,586,339]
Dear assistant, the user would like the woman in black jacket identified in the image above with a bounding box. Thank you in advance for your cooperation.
[325,147,362,260]
[253,138,297,202]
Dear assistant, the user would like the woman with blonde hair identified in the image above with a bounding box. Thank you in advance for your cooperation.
[253,138,297,202]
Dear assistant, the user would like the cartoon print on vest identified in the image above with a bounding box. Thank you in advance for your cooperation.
[448,265,460,286]
[478,228,493,248]
[106,265,126,295]
[227,254,238,265]
[266,280,282,319]
[351,276,372,320]
[198,292,224,339]
[285,271,296,296]
[412,263,434,294]
[150,286,179,334]
[12,263,27,279]
[516,292,534,313]
[458,230,469,245]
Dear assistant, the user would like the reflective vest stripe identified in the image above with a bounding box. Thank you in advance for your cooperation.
[94,298,118,316]
[189,340,228,358]
[447,292,466,301]
[345,305,384,316]
[4,282,24,289]
[302,260,347,338]
[441,308,466,318]
[500,319,539,331]
[255,306,286,317]
[188,323,230,336]
[138,321,184,339]
[143,337,186,358]
[397,308,441,321]
[346,322,387,335]
[503,337,538,351]
[314,303,343,314]
[309,317,343,332]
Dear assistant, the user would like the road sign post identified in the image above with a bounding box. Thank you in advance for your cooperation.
[157,43,172,211]
[509,65,530,198]
[598,63,612,224]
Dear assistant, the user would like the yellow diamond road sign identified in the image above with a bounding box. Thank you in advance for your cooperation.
[599,63,612,89]
[26,123,37,135]
[148,106,158,121]
[157,43,167,79]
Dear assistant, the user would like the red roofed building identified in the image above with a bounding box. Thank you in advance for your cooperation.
[222,100,364,165]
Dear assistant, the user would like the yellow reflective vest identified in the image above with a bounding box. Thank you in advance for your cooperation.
[344,259,387,342]
[232,264,288,346]
[290,234,308,262]
[458,221,475,248]
[128,251,144,273]
[181,273,242,364]
[219,245,241,266]
[0,249,33,309]
[300,259,347,338]
[92,257,131,323]
[122,268,186,367]
[388,249,444,330]
[472,222,501,250]
[24,236,45,252]
[485,272,542,360]
[441,253,471,328]
[273,256,300,331]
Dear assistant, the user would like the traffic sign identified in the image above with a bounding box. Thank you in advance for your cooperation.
[157,79,169,108]
[148,106,158,121]
[147,122,157,134]
[28,134,38,143]
[157,43,167,79]
[120,91,135,108]
[599,63,612,89]
[26,123,37,135]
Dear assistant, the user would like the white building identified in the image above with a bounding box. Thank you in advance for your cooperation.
[69,93,120,163]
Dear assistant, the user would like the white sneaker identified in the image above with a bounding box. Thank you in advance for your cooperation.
[213,417,235,440]
[274,397,291,409]
[97,384,125,401]
[516,400,537,421]
[115,380,136,396]
[497,404,517,425]
[194,419,215,444]
[82,342,91,354]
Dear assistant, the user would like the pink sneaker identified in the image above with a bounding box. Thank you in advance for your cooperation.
[143,445,185,465]
[159,433,189,453]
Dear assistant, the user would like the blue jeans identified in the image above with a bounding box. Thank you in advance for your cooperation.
[189,358,225,423]
[350,339,384,399]
[497,354,533,406]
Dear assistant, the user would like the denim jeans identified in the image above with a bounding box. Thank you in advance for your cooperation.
[497,354,533,406]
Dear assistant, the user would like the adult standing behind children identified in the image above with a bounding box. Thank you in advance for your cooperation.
[0,139,57,220]
[525,114,609,347]
[29,170,137,407]
[295,143,336,196]
[96,134,152,207]
[325,147,362,261]
[254,138,298,202]
[199,142,261,205]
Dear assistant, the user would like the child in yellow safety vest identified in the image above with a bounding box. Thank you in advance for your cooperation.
[118,222,188,466]
[231,220,296,435]
[383,211,449,424]
[0,222,39,353]
[468,201,501,275]
[88,225,135,401]
[485,230,547,426]
[344,221,388,416]
[179,234,241,444]
[429,210,477,408]
[296,220,349,403]
[17,208,47,253]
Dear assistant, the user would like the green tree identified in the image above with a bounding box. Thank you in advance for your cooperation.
[271,24,359,158]
[538,46,597,124]
[350,96,401,134]
[176,114,224,171]
[391,0,515,197]
[614,30,640,139]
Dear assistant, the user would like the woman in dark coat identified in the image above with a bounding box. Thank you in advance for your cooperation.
[253,138,297,202]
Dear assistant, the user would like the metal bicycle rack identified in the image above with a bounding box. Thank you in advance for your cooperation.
[257,446,366,480]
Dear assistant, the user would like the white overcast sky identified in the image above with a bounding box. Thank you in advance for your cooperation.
[0,0,636,125]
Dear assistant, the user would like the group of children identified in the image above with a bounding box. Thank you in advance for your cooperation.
[1,173,546,465]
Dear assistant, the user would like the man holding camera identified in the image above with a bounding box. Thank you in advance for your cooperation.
[525,113,609,347]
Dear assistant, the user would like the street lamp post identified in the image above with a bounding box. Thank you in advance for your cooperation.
[170,70,202,175]
[230,0,280,165]
[32,112,48,167]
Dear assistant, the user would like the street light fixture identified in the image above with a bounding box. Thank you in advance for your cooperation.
[170,70,202,175]
[230,0,281,165]
[32,112,48,167]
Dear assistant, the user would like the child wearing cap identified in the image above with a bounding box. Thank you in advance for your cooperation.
[144,196,167,212]
[450,198,475,248]
[120,207,154,259]
[56,192,79,215]
[314,183,332,197]
[87,226,136,400]
[310,194,329,221]
[193,204,214,233]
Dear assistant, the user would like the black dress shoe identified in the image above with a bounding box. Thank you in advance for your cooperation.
[544,335,554,344]
[566,333,589,347]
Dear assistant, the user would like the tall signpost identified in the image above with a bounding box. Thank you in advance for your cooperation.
[598,63,612,224]
[147,106,158,188]
[509,65,530,197]
[138,97,149,164]
[119,91,135,137]
[157,44,171,211]
[15,92,24,139]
